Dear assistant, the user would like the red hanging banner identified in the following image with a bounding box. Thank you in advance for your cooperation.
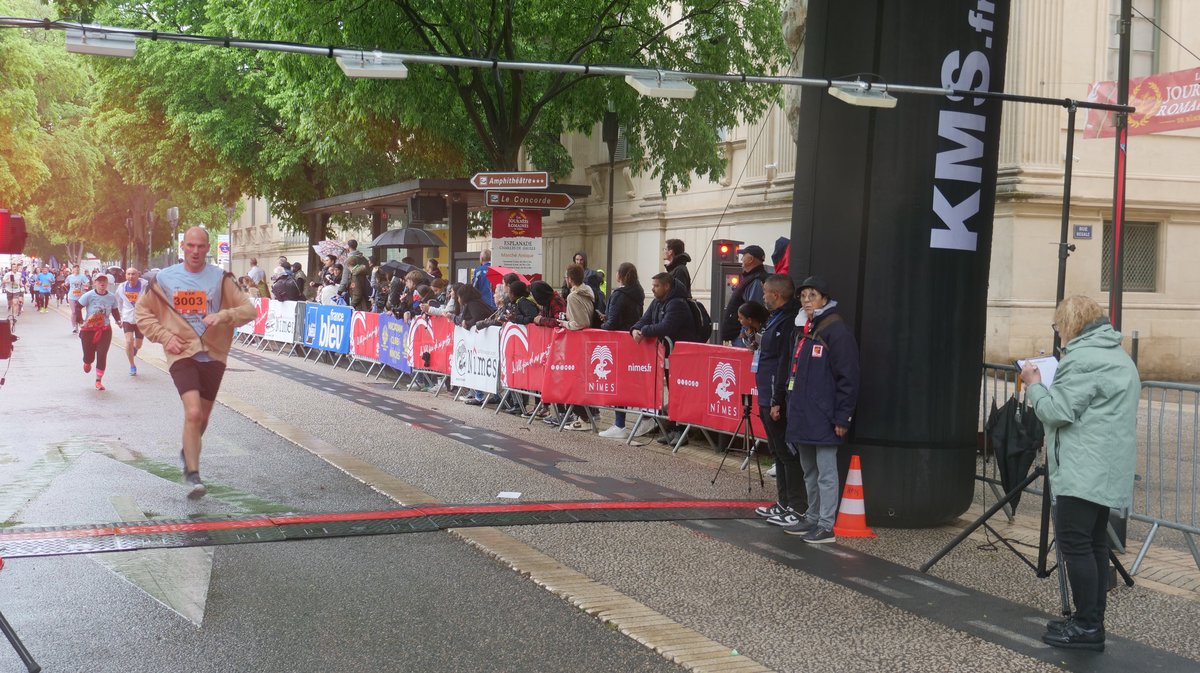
[252,298,269,335]
[1084,66,1200,139]
[540,329,663,409]
[407,315,454,374]
[351,311,380,361]
[500,323,554,392]
[666,343,766,438]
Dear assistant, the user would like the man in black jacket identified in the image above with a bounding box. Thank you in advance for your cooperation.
[719,244,769,345]
[663,239,692,298]
[631,272,693,445]
[750,274,805,526]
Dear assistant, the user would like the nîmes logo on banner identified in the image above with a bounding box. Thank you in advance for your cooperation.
[588,343,616,394]
[709,359,739,418]
[455,339,469,373]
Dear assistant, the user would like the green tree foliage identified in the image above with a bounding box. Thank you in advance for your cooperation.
[230,0,788,193]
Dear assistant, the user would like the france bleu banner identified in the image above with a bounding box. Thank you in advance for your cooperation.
[377,314,411,373]
[305,304,353,354]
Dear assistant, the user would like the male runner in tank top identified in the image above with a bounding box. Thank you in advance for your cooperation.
[66,265,88,332]
[136,227,256,498]
[116,267,147,376]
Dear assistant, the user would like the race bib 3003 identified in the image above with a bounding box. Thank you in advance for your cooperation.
[173,290,207,315]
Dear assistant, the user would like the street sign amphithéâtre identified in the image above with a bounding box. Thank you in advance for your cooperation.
[469,171,549,190]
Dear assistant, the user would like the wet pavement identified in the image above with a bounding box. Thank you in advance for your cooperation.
[1,300,1198,672]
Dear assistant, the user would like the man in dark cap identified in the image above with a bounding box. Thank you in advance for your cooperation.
[719,244,769,345]
[770,275,860,544]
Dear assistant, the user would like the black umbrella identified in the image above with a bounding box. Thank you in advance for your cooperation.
[985,394,1044,511]
[379,260,432,282]
[370,227,443,249]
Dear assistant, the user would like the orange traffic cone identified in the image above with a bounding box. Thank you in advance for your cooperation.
[833,454,875,538]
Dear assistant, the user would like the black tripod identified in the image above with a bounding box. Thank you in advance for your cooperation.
[711,394,765,493]
[921,464,1134,615]
[0,559,40,673]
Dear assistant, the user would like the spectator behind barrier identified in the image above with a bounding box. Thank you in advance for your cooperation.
[528,280,565,328]
[663,238,692,298]
[599,263,648,438]
[560,264,595,331]
[720,244,769,345]
[631,271,694,447]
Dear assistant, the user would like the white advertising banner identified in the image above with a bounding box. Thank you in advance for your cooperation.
[264,300,299,343]
[450,325,502,395]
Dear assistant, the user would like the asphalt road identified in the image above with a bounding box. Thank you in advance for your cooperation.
[2,296,1199,673]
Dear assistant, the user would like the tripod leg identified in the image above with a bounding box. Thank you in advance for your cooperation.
[1109,549,1135,587]
[711,419,744,485]
[0,609,40,673]
[921,466,1044,573]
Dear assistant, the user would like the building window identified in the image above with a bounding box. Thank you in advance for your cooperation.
[1101,220,1158,292]
[1108,0,1159,80]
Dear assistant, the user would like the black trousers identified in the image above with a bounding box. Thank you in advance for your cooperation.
[759,406,806,512]
[80,327,113,373]
[1055,495,1111,629]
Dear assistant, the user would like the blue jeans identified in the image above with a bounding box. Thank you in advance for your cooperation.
[794,444,839,530]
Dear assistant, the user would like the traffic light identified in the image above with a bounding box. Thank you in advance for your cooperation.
[0,210,28,255]
[713,239,741,264]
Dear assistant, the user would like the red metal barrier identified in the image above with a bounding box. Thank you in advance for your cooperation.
[667,342,766,438]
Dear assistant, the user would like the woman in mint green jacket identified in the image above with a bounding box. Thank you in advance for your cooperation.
[1020,296,1139,652]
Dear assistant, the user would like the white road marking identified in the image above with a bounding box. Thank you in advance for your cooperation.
[846,576,912,600]
[967,620,1050,649]
[900,574,968,597]
[750,541,803,561]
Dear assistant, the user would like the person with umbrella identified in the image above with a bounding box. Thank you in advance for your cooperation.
[1020,296,1139,652]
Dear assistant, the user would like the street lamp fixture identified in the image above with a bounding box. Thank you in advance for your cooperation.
[624,71,696,100]
[827,81,898,109]
[337,51,408,79]
[64,28,136,58]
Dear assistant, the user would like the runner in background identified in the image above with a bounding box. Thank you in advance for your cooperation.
[116,267,147,376]
[3,266,23,317]
[33,265,54,313]
[75,274,120,391]
[136,227,256,499]
[65,265,88,332]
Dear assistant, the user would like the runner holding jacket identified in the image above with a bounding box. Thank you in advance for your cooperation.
[136,227,256,499]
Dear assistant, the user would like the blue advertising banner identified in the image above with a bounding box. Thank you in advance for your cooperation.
[304,303,320,347]
[378,314,411,373]
[306,304,353,353]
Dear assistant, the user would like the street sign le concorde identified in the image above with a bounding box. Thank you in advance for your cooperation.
[486,190,574,210]
[470,171,549,190]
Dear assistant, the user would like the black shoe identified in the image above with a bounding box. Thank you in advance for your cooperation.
[656,430,679,446]
[1041,622,1104,652]
[464,398,484,406]
[1046,617,1104,638]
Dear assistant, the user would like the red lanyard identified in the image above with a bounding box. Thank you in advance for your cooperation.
[789,319,812,378]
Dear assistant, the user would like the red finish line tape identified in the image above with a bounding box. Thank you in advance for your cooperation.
[0,500,770,543]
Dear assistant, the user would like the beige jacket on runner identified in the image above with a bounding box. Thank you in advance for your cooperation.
[135,271,256,368]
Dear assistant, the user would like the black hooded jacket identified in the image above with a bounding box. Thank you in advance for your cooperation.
[631,282,691,341]
[453,285,494,329]
[665,252,692,298]
[602,281,645,332]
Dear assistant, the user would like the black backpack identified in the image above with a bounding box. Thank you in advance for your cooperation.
[680,298,713,343]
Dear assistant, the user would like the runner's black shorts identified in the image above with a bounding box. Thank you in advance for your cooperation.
[121,321,143,338]
[169,358,227,402]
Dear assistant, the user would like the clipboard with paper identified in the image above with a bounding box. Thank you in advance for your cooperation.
[1016,355,1059,387]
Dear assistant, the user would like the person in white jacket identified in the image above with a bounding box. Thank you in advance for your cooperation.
[115,267,148,376]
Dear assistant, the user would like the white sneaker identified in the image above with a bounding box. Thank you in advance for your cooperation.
[633,419,656,437]
[766,463,777,478]
[598,425,627,439]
